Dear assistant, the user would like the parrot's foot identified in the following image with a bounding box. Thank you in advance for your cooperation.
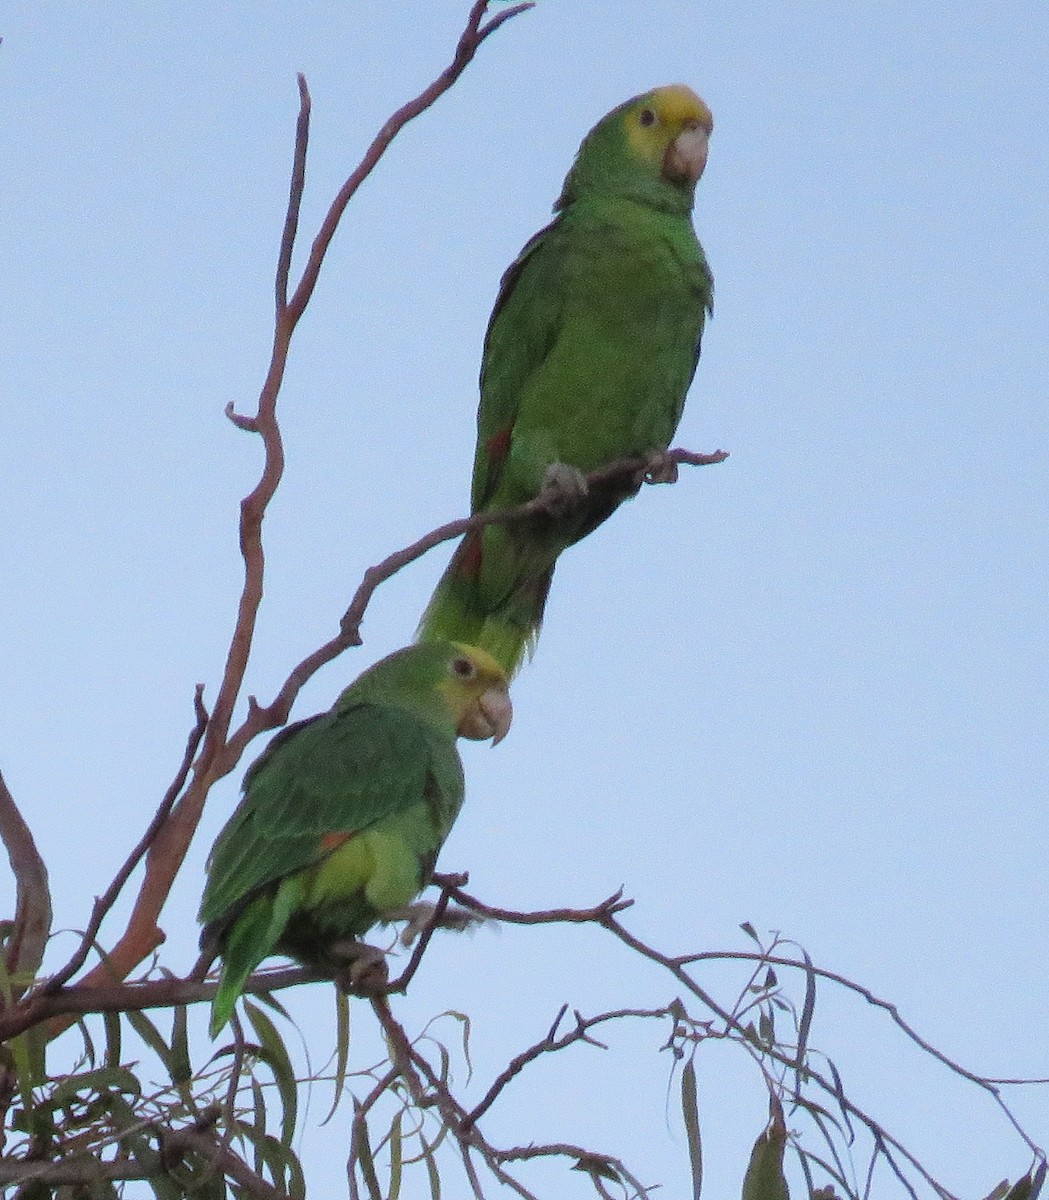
[641,450,679,486]
[540,461,589,515]
[393,901,486,946]
[330,940,390,995]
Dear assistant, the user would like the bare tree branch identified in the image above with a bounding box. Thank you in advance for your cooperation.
[39,686,208,1001]
[214,446,728,781]
[0,1125,283,1197]
[39,0,531,1011]
[282,1,536,331]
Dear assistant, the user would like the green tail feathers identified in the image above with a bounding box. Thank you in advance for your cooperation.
[207,879,303,1037]
[417,532,554,678]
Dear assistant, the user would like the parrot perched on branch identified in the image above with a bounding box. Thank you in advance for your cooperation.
[199,641,512,1037]
[418,84,714,676]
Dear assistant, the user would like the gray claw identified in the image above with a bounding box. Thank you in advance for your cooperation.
[541,462,589,513]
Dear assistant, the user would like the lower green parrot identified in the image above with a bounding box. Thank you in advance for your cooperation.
[417,84,714,676]
[198,641,512,1037]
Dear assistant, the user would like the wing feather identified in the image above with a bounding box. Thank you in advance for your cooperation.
[199,702,445,929]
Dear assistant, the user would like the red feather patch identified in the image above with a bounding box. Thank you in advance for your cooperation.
[456,529,484,580]
[485,427,512,472]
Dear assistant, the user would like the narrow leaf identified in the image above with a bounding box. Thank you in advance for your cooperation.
[353,1102,383,1200]
[252,1076,269,1176]
[794,947,816,1088]
[169,1003,192,1086]
[681,1057,703,1200]
[245,998,298,1148]
[420,1134,442,1200]
[443,1010,474,1083]
[322,988,352,1125]
[741,1094,790,1200]
[125,1007,175,1073]
[102,1010,122,1069]
[388,1109,404,1200]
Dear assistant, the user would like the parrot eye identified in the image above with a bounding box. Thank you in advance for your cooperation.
[451,656,476,679]
[639,108,656,127]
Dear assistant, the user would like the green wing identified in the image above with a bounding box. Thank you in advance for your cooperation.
[479,196,711,509]
[200,701,463,1035]
[201,703,462,928]
[472,218,565,510]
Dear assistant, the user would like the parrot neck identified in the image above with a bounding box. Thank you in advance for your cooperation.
[336,679,458,741]
[554,169,694,218]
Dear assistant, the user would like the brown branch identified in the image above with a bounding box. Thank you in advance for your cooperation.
[436,882,1046,1197]
[337,447,728,644]
[213,445,728,779]
[462,1005,676,1133]
[431,876,635,927]
[45,0,529,1014]
[283,1,536,330]
[386,872,470,993]
[675,946,1048,1157]
[163,1125,286,1200]
[0,770,51,1002]
[40,687,208,1000]
[496,1141,651,1199]
[0,963,323,1043]
[275,73,310,314]
[0,1126,283,1198]
[369,988,659,1200]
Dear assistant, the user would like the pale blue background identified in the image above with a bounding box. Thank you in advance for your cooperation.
[2,3,1047,1197]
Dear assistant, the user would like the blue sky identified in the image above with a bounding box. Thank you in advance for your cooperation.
[2,2,1048,1196]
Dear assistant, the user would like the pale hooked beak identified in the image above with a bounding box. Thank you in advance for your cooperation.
[663,123,709,186]
[459,685,513,745]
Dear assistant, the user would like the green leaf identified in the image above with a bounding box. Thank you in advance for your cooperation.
[7,1029,47,1140]
[681,1057,703,1200]
[49,1065,142,1108]
[102,1010,122,1070]
[741,1094,790,1200]
[420,1134,442,1200]
[252,1076,269,1176]
[245,998,298,1148]
[169,1003,193,1086]
[74,1014,98,1069]
[443,1010,474,1084]
[125,1006,175,1074]
[353,1101,383,1200]
[794,947,816,1084]
[999,1161,1048,1200]
[388,1109,404,1200]
[322,988,352,1125]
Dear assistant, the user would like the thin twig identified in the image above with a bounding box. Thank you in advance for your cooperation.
[283,1,536,331]
[463,1005,675,1132]
[675,946,1047,1157]
[275,74,311,315]
[41,687,208,998]
[386,873,469,993]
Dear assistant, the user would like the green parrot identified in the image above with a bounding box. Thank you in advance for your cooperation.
[418,84,714,676]
[198,641,512,1037]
